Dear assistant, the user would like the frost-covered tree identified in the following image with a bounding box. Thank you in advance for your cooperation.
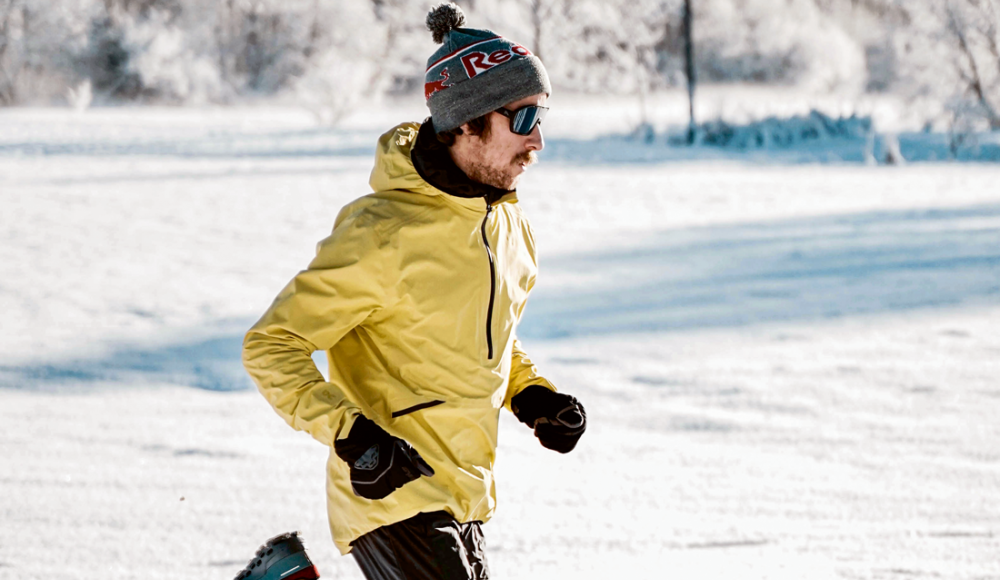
[524,0,866,95]
[0,0,90,105]
[290,1,382,125]
[883,0,1000,130]
[693,0,865,91]
[364,0,432,96]
[0,0,28,104]
[940,0,1000,128]
[539,0,677,94]
[0,0,992,135]
[805,0,908,91]
[71,0,226,103]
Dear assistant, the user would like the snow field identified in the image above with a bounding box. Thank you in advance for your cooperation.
[3,308,998,579]
[1,104,999,579]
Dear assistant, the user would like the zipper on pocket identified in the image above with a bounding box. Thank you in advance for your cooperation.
[481,202,497,360]
[391,400,445,418]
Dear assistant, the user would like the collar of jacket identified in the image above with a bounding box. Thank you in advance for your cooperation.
[411,119,513,207]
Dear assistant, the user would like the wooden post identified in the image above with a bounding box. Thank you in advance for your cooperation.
[684,0,696,144]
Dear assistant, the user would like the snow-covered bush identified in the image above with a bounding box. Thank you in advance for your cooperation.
[125,10,222,104]
[690,110,872,149]
[79,13,146,99]
[537,0,676,94]
[808,0,908,93]
[289,2,379,126]
[65,79,93,111]
[287,0,429,125]
[213,0,313,95]
[73,0,225,103]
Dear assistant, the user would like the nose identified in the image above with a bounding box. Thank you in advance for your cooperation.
[525,125,544,152]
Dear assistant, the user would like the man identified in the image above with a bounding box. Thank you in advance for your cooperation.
[241,4,586,579]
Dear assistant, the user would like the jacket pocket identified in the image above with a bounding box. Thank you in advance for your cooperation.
[391,400,445,418]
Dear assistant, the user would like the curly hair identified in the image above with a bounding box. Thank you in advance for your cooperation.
[435,113,492,146]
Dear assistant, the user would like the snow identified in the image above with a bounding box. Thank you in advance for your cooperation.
[1,100,999,579]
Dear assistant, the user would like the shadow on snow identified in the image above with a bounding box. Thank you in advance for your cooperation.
[3,203,998,391]
[519,202,1000,338]
[0,334,255,392]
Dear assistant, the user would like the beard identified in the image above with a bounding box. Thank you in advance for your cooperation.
[466,150,538,191]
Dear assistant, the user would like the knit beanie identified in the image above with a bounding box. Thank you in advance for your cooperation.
[424,3,551,133]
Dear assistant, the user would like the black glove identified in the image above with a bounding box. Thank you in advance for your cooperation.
[334,413,434,500]
[510,385,586,453]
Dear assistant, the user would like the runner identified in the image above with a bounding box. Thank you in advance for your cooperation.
[242,4,586,578]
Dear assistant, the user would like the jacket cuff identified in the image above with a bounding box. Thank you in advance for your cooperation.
[334,413,386,464]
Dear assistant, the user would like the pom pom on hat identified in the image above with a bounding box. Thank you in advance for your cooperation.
[426,2,466,44]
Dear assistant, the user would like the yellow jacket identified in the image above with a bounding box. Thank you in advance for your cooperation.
[242,122,554,554]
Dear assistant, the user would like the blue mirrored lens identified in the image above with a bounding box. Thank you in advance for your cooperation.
[511,106,547,135]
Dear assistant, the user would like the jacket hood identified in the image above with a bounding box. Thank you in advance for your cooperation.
[369,122,440,197]
[369,121,516,206]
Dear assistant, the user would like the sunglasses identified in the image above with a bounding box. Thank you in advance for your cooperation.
[494,105,548,136]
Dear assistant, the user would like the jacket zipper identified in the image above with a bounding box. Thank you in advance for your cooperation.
[481,202,496,359]
[391,400,445,418]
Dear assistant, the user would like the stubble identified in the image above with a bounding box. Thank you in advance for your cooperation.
[467,150,538,191]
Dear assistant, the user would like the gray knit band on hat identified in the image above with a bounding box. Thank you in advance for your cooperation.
[428,56,550,133]
[424,3,551,133]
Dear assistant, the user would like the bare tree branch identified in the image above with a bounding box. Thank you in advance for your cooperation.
[984,0,1000,80]
[947,1,1000,127]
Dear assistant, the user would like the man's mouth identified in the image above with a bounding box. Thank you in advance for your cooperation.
[514,151,537,168]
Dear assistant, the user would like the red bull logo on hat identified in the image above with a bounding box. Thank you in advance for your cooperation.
[424,35,535,102]
[461,45,532,79]
[425,68,452,100]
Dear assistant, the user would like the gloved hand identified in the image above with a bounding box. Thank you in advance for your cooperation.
[334,413,434,500]
[510,385,586,453]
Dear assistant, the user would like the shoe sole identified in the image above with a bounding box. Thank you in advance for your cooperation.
[279,564,320,580]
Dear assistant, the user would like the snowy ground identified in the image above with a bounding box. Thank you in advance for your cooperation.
[1,98,999,579]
